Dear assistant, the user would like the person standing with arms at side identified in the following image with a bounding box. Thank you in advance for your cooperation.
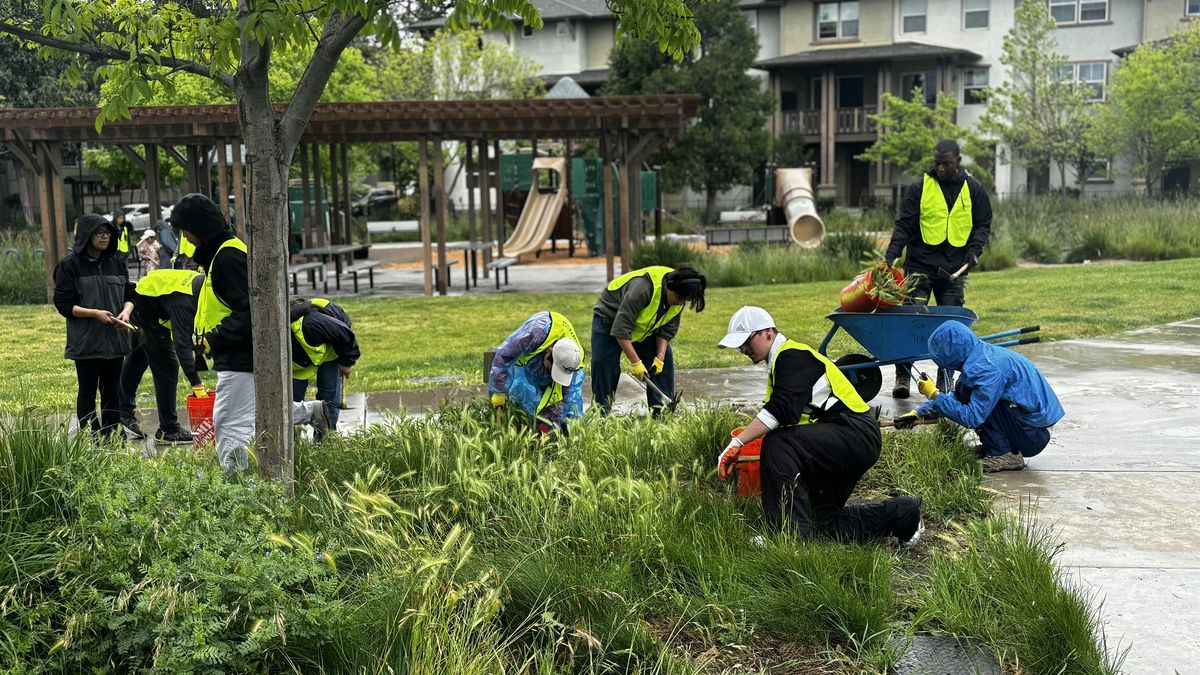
[885,139,992,398]
[53,214,135,439]
[112,211,133,264]
[290,298,360,435]
[117,269,207,445]
[489,310,585,433]
[136,229,161,274]
[171,193,328,478]
[591,265,706,415]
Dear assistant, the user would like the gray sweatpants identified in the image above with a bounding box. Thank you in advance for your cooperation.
[213,370,316,473]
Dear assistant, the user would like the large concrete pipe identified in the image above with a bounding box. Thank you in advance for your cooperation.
[775,167,824,248]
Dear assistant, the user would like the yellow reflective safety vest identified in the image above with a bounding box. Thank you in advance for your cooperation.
[606,266,682,342]
[765,339,870,425]
[176,236,196,262]
[290,297,341,380]
[194,237,247,344]
[918,174,973,247]
[116,226,130,254]
[514,311,582,415]
[135,270,200,330]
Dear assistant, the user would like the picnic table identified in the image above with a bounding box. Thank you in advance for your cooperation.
[298,244,370,291]
[446,240,493,290]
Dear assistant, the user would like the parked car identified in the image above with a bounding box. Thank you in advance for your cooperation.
[109,203,173,230]
[351,188,398,216]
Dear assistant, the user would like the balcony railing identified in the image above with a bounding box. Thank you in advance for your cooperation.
[782,107,877,135]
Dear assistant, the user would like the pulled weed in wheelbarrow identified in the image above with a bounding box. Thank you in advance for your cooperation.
[839,262,923,312]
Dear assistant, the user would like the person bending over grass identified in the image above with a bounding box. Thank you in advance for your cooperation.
[717,306,923,545]
[489,311,584,433]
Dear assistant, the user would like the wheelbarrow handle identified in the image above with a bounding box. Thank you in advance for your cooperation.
[978,325,1040,342]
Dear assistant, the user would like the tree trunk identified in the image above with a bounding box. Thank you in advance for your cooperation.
[1057,161,1068,211]
[705,187,718,224]
[238,81,296,494]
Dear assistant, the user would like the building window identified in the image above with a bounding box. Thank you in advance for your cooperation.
[555,20,572,37]
[963,67,989,103]
[837,76,864,107]
[521,23,534,38]
[1049,0,1108,24]
[901,0,927,32]
[1189,0,1200,16]
[964,0,989,28]
[817,1,859,40]
[810,78,823,110]
[901,71,938,106]
[1077,62,1107,100]
[1084,159,1111,182]
[742,9,758,33]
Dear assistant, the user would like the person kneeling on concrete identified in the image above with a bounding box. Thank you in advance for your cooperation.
[118,269,207,444]
[716,306,923,544]
[489,311,585,433]
[895,321,1063,473]
[290,298,360,435]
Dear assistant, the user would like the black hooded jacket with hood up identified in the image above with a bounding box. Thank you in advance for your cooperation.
[53,214,135,360]
[885,167,993,276]
[170,193,252,372]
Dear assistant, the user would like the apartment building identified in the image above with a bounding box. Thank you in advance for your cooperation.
[414,0,1200,204]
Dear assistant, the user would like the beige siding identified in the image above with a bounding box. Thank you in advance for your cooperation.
[780,0,894,55]
[585,20,616,70]
[1142,0,1199,42]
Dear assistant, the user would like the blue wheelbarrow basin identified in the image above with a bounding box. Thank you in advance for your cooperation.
[825,306,978,365]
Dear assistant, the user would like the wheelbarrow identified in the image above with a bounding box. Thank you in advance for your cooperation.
[817,305,1042,401]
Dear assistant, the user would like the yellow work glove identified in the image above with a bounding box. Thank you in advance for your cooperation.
[201,337,212,355]
[650,357,666,376]
[490,393,507,407]
[917,377,939,400]
[191,386,209,399]
[717,437,743,480]
[893,411,921,429]
[628,360,648,380]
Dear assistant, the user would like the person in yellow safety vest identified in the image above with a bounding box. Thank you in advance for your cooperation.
[172,193,330,478]
[290,298,360,434]
[174,233,197,270]
[590,265,706,415]
[715,306,923,545]
[112,211,133,263]
[884,139,992,399]
[117,269,207,445]
[488,311,585,433]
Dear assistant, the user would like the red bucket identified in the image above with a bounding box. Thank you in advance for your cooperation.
[731,427,764,499]
[839,265,905,312]
[186,390,216,448]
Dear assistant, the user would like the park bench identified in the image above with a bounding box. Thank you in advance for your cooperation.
[432,259,459,289]
[289,262,325,294]
[486,257,516,290]
[704,225,791,249]
[341,260,382,293]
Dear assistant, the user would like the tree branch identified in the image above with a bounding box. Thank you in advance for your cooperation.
[278,8,370,152]
[0,20,234,89]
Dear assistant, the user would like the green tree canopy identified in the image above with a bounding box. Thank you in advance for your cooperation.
[1092,26,1200,193]
[604,0,772,222]
[858,91,992,184]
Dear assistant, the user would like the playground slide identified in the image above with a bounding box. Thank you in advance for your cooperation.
[502,157,569,258]
[775,167,825,248]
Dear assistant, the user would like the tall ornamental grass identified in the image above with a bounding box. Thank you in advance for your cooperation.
[0,232,48,305]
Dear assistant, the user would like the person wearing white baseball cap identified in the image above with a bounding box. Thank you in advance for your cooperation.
[488,310,586,433]
[716,306,923,545]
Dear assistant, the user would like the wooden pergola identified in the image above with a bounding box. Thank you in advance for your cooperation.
[0,96,700,300]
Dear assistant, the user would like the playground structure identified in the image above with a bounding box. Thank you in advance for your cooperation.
[774,167,824,247]
[500,157,569,258]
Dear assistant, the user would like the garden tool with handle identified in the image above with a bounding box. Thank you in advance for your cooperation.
[629,372,683,414]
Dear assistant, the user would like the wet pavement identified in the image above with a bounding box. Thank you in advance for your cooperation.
[128,319,1200,672]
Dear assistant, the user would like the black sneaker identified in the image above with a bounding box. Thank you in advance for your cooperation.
[155,428,194,445]
[121,417,146,440]
[893,496,923,546]
[892,373,911,399]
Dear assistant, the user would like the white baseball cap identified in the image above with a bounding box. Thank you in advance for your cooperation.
[717,306,776,349]
[138,229,157,243]
[550,339,583,386]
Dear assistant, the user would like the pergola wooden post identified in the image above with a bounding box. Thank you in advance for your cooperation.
[216,141,230,221]
[299,145,313,249]
[433,135,449,296]
[617,132,632,274]
[231,139,245,231]
[601,131,615,282]
[312,145,325,248]
[145,143,161,228]
[465,140,477,287]
[494,139,505,261]
[340,143,351,244]
[478,139,492,277]
[417,138,433,296]
[327,142,340,245]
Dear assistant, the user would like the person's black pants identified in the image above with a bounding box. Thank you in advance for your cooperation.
[590,318,675,415]
[759,412,918,541]
[75,358,124,437]
[897,271,965,389]
[119,324,183,433]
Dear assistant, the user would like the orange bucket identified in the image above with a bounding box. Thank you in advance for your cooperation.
[186,390,216,448]
[731,427,764,499]
[838,265,905,312]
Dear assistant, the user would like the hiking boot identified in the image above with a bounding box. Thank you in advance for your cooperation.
[894,496,923,546]
[121,416,146,440]
[981,452,1025,473]
[308,400,331,442]
[892,372,911,399]
[155,428,194,445]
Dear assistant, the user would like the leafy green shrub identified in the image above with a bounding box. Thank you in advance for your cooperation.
[975,234,1017,271]
[821,230,881,264]
[630,238,710,270]
[0,232,48,305]
[1019,231,1062,263]
[1067,222,1115,262]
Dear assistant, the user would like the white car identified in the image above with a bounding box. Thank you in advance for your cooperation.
[110,203,172,230]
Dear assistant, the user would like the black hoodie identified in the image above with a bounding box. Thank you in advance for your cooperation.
[53,214,135,360]
[170,193,252,372]
[288,299,361,371]
[884,167,993,277]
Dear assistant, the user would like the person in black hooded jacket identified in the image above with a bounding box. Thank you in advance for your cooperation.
[170,193,329,477]
[53,214,135,437]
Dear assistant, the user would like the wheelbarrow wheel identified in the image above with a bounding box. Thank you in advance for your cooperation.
[835,353,882,402]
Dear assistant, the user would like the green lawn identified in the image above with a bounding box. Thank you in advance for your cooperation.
[8,258,1200,413]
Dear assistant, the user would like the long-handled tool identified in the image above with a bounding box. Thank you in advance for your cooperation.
[629,373,684,414]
